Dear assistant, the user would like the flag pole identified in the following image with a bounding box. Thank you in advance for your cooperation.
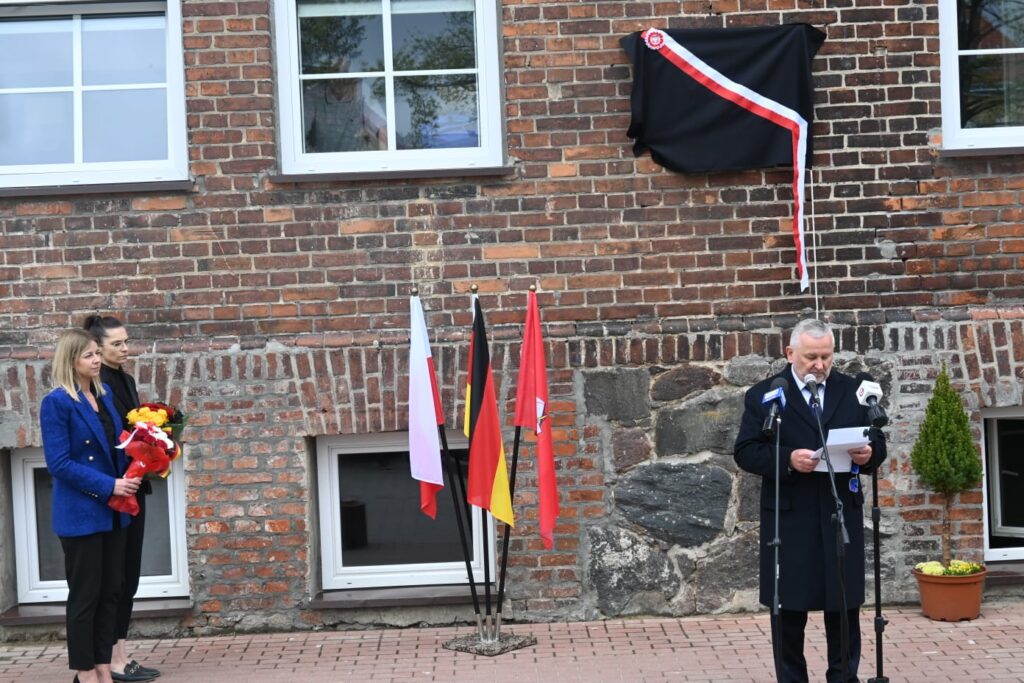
[470,285,496,641]
[494,424,522,638]
[437,425,483,636]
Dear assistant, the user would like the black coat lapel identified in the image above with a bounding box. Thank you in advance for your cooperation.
[783,368,819,433]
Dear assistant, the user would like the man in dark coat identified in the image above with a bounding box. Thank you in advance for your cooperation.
[734,319,887,683]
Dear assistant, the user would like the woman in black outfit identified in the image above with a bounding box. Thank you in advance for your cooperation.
[84,315,160,683]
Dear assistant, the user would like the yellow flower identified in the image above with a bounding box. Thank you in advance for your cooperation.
[126,406,169,427]
[915,559,984,576]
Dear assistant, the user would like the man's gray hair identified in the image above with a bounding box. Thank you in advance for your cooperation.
[788,319,834,348]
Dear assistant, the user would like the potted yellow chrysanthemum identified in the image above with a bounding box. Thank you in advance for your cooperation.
[909,366,986,621]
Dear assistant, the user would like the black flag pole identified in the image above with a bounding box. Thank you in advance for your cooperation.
[494,425,523,638]
[437,426,482,636]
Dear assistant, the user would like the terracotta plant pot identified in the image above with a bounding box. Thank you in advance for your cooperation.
[912,568,987,621]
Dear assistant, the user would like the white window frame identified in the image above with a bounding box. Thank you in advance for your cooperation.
[0,0,188,190]
[10,447,189,603]
[982,407,1024,561]
[316,431,494,590]
[272,0,505,176]
[939,0,1024,153]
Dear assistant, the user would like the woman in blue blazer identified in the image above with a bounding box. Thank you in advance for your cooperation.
[40,329,142,683]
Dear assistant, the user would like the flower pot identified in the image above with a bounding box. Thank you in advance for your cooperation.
[912,568,987,621]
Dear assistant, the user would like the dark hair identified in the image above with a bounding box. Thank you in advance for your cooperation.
[83,314,124,342]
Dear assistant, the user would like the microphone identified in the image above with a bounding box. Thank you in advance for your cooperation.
[761,377,789,437]
[855,372,889,428]
[803,374,820,406]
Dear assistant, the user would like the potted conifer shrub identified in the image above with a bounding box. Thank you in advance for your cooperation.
[909,364,986,621]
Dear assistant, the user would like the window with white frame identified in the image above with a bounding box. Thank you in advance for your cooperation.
[316,431,494,590]
[0,0,187,190]
[273,0,504,176]
[939,0,1024,152]
[983,410,1024,561]
[10,447,189,603]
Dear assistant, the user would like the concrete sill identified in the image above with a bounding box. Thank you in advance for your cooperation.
[986,560,1024,586]
[0,598,192,626]
[310,585,489,610]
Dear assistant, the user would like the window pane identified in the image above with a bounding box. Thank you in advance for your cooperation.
[302,78,387,151]
[958,0,1024,50]
[959,53,1024,128]
[391,10,475,71]
[996,419,1024,528]
[83,89,168,162]
[141,478,173,576]
[0,93,74,165]
[33,469,66,582]
[336,450,467,567]
[395,74,478,149]
[0,18,73,88]
[300,15,383,74]
[83,15,166,86]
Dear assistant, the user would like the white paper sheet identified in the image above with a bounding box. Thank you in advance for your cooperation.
[810,426,870,473]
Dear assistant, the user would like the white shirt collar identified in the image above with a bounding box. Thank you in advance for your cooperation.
[791,367,826,395]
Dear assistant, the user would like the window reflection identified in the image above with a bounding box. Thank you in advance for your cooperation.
[958,0,1024,127]
[302,78,387,151]
[336,449,468,567]
[395,75,479,150]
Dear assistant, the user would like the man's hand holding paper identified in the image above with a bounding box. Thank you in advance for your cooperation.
[811,426,871,472]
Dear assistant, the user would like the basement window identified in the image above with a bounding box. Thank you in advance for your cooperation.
[315,431,493,590]
[9,447,189,602]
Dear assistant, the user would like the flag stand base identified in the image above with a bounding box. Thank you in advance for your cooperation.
[442,632,537,656]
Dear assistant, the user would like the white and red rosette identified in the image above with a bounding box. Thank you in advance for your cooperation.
[643,28,666,50]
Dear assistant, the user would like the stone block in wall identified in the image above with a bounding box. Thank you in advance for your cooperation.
[723,355,773,387]
[692,528,761,613]
[586,525,681,617]
[654,387,746,456]
[583,368,650,423]
[610,428,652,473]
[614,461,732,547]
[0,411,20,449]
[650,364,720,402]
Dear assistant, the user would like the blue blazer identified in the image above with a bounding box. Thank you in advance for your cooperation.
[40,385,131,537]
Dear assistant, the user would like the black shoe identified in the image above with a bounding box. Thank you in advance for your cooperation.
[131,660,161,678]
[112,661,156,683]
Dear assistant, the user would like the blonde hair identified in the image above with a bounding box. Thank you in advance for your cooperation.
[52,329,105,401]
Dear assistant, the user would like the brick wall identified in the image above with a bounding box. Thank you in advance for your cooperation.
[2,0,1024,632]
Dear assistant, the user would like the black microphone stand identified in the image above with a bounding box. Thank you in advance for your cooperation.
[866,424,889,683]
[808,396,851,683]
[764,412,784,683]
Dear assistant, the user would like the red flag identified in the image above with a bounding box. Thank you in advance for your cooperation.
[464,297,514,526]
[408,295,444,518]
[514,290,559,548]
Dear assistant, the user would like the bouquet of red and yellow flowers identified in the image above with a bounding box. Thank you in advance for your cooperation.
[109,421,177,516]
[108,402,187,516]
[127,402,188,443]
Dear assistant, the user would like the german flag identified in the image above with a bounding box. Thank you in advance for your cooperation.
[464,297,514,526]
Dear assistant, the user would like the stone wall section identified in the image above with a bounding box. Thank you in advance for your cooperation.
[3,309,1022,630]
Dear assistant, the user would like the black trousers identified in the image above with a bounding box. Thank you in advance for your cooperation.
[771,608,861,683]
[115,491,146,640]
[61,527,127,671]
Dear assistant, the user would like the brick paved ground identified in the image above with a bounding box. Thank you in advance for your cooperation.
[3,600,1023,682]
